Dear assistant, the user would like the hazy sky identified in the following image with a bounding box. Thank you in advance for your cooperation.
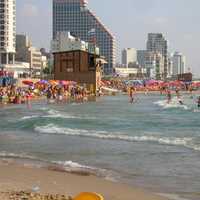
[17,0,200,75]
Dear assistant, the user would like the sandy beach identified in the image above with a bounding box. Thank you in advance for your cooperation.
[0,162,169,200]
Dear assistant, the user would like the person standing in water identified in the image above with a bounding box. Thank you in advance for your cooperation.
[129,86,135,103]
[197,96,200,108]
[167,90,172,104]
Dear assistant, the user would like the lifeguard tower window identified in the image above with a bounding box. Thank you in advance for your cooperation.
[89,55,95,70]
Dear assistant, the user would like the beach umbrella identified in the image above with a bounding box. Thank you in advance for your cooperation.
[146,80,163,86]
[127,80,143,86]
[37,80,48,85]
[22,80,33,86]
[49,80,58,85]
[160,82,169,87]
[168,80,184,87]
[192,82,200,87]
[60,80,70,86]
[69,81,77,85]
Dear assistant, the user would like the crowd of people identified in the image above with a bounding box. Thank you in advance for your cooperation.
[127,84,200,108]
[0,85,32,104]
[1,78,200,108]
[0,82,91,105]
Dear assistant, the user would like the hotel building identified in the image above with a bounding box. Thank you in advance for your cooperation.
[53,0,115,74]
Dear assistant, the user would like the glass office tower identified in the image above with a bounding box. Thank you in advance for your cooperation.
[53,0,115,74]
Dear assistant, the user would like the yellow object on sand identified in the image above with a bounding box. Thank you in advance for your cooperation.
[74,192,104,200]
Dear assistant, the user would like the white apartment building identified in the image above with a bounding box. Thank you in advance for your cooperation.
[51,32,100,55]
[16,34,44,77]
[115,67,146,78]
[172,52,186,76]
[0,0,16,66]
[122,48,137,67]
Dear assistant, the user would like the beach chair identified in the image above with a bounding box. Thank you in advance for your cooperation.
[74,192,104,200]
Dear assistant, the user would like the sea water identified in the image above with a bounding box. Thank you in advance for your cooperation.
[0,94,200,200]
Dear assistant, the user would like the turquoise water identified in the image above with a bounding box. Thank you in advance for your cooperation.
[0,94,200,199]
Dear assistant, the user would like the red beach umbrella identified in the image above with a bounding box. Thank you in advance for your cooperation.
[192,82,200,87]
[22,80,33,86]
[169,80,184,87]
[60,80,70,86]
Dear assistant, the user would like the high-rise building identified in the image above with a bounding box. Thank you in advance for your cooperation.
[145,51,164,80]
[172,52,186,76]
[53,0,115,74]
[121,48,137,67]
[137,50,147,68]
[146,33,168,79]
[0,0,16,66]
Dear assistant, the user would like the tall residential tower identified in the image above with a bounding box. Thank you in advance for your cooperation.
[172,52,186,76]
[53,0,115,74]
[147,33,168,79]
[0,0,16,66]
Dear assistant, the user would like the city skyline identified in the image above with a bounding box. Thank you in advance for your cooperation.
[16,0,200,75]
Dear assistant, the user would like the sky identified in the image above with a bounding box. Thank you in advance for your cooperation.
[17,0,200,75]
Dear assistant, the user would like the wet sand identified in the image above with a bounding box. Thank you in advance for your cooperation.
[0,163,169,200]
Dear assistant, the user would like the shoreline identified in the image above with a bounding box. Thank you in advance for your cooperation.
[0,161,170,200]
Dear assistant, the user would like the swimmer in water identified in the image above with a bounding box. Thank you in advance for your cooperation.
[167,90,172,104]
[178,97,184,105]
[176,89,184,105]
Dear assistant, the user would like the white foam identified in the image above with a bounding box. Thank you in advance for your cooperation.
[19,109,80,121]
[53,160,110,178]
[44,109,79,119]
[20,115,40,120]
[34,124,199,151]
[54,160,95,170]
[0,151,36,160]
[193,109,200,113]
[154,97,189,110]
[158,193,190,200]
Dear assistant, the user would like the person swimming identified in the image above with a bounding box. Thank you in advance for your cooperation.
[177,97,184,105]
[176,89,184,105]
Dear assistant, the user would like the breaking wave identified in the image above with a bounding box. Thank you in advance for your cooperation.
[19,109,96,121]
[154,97,189,110]
[0,151,37,160]
[0,151,109,178]
[45,109,80,119]
[20,115,40,120]
[34,124,199,151]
